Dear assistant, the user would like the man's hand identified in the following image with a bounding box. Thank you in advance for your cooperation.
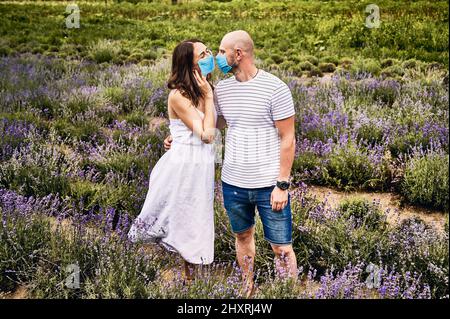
[164,135,172,151]
[270,187,288,211]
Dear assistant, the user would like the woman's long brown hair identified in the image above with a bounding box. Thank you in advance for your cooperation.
[167,39,214,107]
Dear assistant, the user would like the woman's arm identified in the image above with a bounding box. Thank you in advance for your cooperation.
[169,71,216,143]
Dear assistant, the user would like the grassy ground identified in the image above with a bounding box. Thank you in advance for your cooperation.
[0,0,448,70]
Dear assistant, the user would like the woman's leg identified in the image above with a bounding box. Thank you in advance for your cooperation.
[183,260,197,281]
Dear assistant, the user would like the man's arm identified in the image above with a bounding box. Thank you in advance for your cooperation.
[275,115,296,181]
[216,115,227,130]
[164,115,226,151]
[164,134,172,151]
[271,115,296,211]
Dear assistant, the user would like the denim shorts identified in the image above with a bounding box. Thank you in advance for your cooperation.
[221,180,292,245]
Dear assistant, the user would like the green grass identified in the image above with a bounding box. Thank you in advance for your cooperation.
[0,0,448,69]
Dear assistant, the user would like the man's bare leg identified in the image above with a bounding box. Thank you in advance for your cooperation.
[235,226,256,297]
[270,244,298,279]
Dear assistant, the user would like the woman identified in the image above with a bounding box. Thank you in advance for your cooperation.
[128,39,217,280]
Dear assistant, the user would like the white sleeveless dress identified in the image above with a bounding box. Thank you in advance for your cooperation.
[128,108,216,264]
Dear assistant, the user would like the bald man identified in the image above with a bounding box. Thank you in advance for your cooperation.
[164,30,298,297]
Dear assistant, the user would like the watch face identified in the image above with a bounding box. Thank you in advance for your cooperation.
[278,181,289,190]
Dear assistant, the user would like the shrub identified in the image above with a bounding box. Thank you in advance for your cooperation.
[0,45,12,56]
[308,66,323,77]
[401,151,449,211]
[323,141,391,191]
[381,65,405,78]
[53,118,102,142]
[291,65,304,77]
[339,57,353,69]
[426,61,444,71]
[279,60,295,71]
[126,51,144,64]
[321,55,339,65]
[356,123,384,145]
[0,205,162,298]
[338,197,387,231]
[402,59,419,69]
[381,58,400,68]
[302,55,319,66]
[264,57,275,65]
[352,58,381,76]
[270,53,284,64]
[298,61,314,71]
[142,50,158,60]
[88,40,121,64]
[319,62,336,73]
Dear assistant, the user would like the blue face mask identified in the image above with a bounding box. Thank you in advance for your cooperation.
[197,54,215,76]
[215,54,235,74]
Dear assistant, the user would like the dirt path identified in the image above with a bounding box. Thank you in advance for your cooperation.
[0,285,28,299]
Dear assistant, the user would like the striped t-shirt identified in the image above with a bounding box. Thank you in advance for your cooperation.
[214,69,295,188]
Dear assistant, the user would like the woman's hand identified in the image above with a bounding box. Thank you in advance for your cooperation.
[193,70,213,98]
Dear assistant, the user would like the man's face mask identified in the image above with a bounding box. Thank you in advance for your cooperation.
[215,50,237,75]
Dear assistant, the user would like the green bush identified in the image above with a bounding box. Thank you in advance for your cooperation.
[339,57,353,69]
[308,66,323,77]
[0,209,162,298]
[143,50,158,60]
[292,151,323,182]
[323,142,391,191]
[53,118,102,142]
[352,58,381,76]
[402,59,419,69]
[318,62,336,73]
[356,123,384,145]
[338,197,387,231]
[88,40,121,64]
[302,55,319,66]
[0,45,12,56]
[381,58,400,68]
[298,61,314,71]
[291,65,303,77]
[389,131,432,158]
[264,57,275,65]
[270,53,284,64]
[381,65,405,78]
[401,151,449,211]
[279,60,295,70]
[321,55,339,65]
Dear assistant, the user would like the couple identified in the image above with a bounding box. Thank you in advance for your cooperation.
[128,30,297,296]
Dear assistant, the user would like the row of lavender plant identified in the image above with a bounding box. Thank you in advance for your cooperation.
[0,54,448,297]
[1,54,447,213]
[1,184,447,298]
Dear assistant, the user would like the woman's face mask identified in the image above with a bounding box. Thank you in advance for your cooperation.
[197,49,215,76]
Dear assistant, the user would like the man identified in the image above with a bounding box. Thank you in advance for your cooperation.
[164,30,297,296]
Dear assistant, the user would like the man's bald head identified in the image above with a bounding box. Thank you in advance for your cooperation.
[220,30,254,57]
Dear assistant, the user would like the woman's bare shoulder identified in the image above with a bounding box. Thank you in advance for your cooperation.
[168,89,181,102]
[168,89,190,106]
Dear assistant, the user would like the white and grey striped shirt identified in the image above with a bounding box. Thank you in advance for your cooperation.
[214,69,295,188]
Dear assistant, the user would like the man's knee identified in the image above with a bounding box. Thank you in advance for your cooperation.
[235,227,255,244]
[271,244,294,258]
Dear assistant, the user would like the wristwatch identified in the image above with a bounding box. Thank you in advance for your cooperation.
[276,180,290,190]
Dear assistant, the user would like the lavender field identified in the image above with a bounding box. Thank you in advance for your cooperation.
[0,0,449,299]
